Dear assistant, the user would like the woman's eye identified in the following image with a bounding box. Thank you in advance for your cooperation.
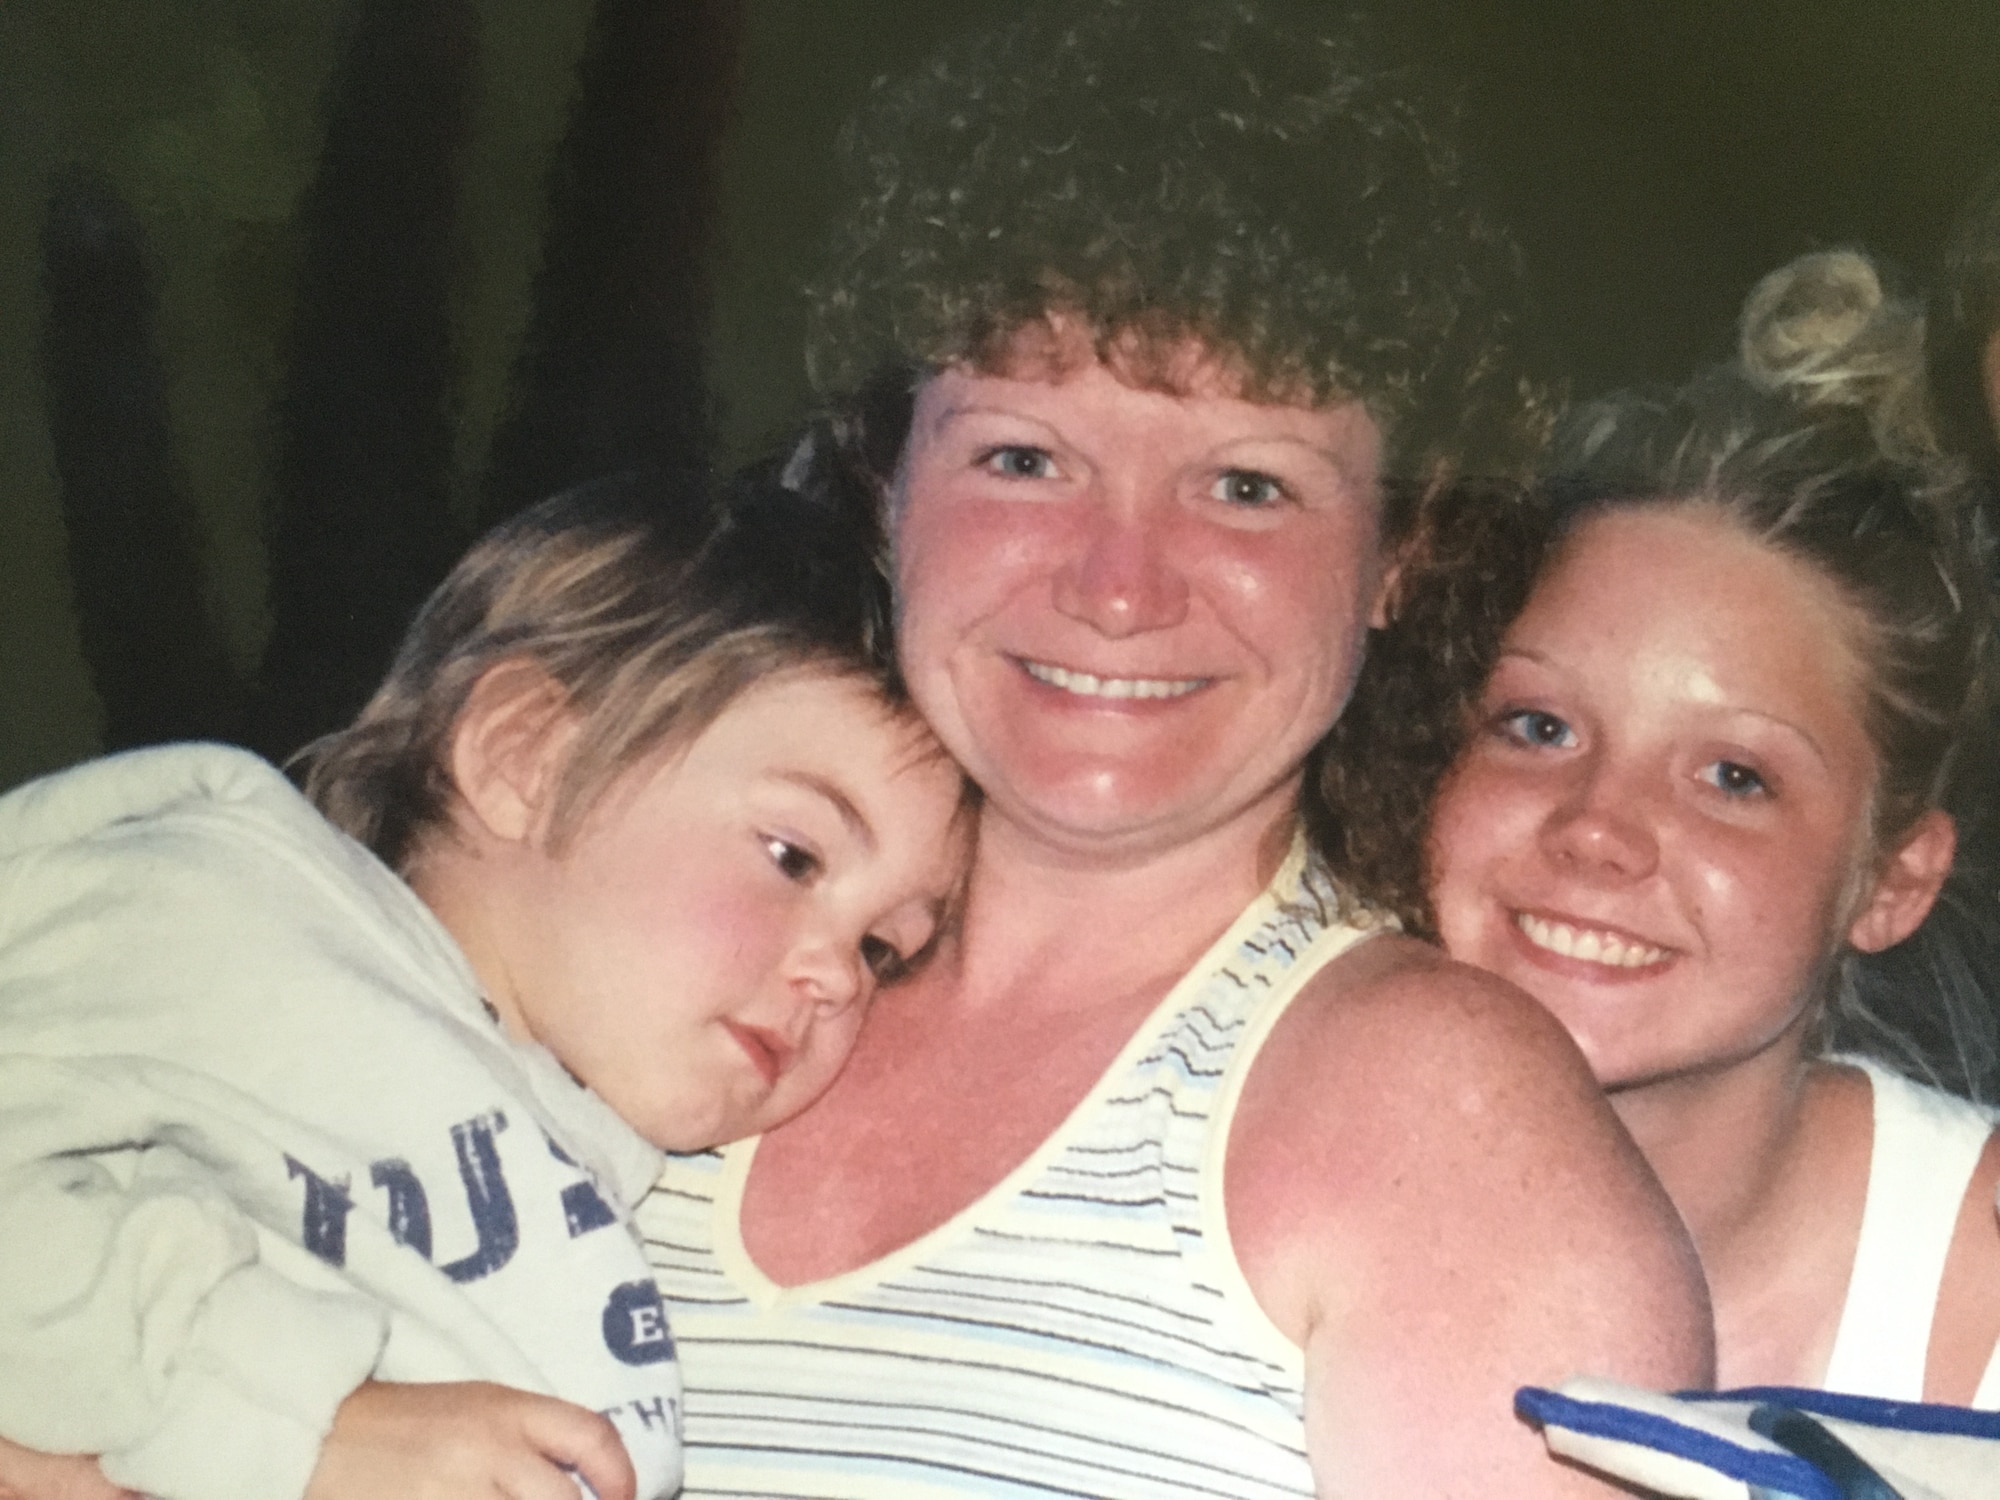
[1211,469,1286,507]
[1496,708,1575,749]
[764,836,821,882]
[979,445,1055,480]
[1700,760,1768,798]
[859,934,908,985]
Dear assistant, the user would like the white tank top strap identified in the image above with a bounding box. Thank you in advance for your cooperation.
[1821,1057,1996,1400]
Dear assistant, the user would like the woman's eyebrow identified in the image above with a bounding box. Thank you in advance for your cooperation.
[927,400,1062,438]
[772,770,874,851]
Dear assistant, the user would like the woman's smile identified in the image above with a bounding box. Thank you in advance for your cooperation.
[1016,657,1211,702]
[892,351,1388,856]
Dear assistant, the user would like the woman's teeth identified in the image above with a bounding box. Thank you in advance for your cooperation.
[1515,912,1666,969]
[1023,661,1206,699]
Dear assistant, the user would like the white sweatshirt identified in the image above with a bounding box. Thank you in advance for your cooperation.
[0,745,682,1500]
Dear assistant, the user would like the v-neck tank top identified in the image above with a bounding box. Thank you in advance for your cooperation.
[639,851,1382,1497]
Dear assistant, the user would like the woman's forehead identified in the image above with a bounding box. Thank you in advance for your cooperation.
[906,356,1383,482]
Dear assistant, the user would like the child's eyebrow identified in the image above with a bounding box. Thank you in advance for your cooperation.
[772,770,874,852]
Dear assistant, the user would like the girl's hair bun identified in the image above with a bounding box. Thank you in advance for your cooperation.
[1738,247,1934,459]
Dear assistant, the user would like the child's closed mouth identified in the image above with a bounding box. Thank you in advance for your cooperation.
[722,1019,793,1087]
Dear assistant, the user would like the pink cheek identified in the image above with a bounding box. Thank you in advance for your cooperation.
[676,880,786,969]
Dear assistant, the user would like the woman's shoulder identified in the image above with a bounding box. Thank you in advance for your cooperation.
[1234,934,1645,1214]
[1273,933,1599,1101]
[1226,932,1711,1389]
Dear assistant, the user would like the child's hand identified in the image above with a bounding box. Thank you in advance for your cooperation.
[0,1439,135,1500]
[307,1380,637,1500]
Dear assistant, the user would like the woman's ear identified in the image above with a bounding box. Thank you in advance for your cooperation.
[1847,809,1956,954]
[1368,558,1403,631]
[448,661,577,846]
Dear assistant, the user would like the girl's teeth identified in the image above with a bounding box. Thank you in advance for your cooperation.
[1023,660,1205,700]
[1515,912,1665,969]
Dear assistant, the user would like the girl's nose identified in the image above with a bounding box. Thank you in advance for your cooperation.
[1539,765,1660,881]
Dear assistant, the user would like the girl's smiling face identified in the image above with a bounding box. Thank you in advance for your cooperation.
[1427,504,1901,1094]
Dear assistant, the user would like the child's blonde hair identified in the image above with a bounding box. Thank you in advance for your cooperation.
[298,463,910,870]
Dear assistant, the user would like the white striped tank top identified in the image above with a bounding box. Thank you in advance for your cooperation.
[640,852,1383,1497]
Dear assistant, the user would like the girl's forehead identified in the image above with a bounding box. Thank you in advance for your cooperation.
[1519,504,1872,728]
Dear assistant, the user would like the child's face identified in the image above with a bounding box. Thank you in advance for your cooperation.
[1427,506,1883,1096]
[507,671,968,1151]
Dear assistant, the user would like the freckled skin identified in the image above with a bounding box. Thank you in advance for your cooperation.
[1429,506,1880,1094]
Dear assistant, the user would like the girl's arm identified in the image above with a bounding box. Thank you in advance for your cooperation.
[1934,1128,2000,1405]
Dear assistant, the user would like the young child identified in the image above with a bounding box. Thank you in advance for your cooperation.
[1413,251,2000,1402]
[0,467,970,1500]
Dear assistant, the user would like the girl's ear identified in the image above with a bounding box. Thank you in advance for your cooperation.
[1847,809,1957,954]
[448,661,577,845]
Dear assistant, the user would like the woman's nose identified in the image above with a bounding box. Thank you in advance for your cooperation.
[1051,506,1190,637]
[1538,764,1660,881]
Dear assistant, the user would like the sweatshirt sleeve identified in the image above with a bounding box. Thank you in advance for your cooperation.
[0,1061,389,1500]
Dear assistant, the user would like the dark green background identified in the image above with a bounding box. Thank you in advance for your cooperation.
[4,0,1996,789]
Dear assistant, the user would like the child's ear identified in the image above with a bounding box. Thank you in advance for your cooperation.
[1847,809,1956,954]
[448,661,577,845]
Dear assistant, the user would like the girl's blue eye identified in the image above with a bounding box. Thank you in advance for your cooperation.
[1497,708,1575,749]
[1212,469,1286,507]
[981,445,1054,479]
[764,836,820,882]
[1700,760,1768,798]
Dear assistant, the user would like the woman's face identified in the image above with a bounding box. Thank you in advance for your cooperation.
[1427,505,1886,1094]
[891,351,1388,861]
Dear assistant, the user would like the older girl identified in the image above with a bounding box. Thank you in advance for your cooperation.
[1422,251,2000,1401]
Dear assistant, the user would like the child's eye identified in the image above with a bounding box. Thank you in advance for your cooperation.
[1210,469,1287,507]
[1699,760,1768,798]
[859,934,908,985]
[979,444,1055,480]
[763,836,821,882]
[1496,708,1576,750]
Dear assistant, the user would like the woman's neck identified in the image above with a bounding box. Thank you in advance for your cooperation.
[946,793,1299,1016]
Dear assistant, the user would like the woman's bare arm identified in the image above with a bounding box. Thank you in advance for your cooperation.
[1230,938,1713,1498]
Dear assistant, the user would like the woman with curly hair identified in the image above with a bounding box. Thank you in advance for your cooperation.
[639,3,1707,1496]
[1418,249,2000,1403]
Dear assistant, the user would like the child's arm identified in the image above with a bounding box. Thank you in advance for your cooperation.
[306,1382,635,1500]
